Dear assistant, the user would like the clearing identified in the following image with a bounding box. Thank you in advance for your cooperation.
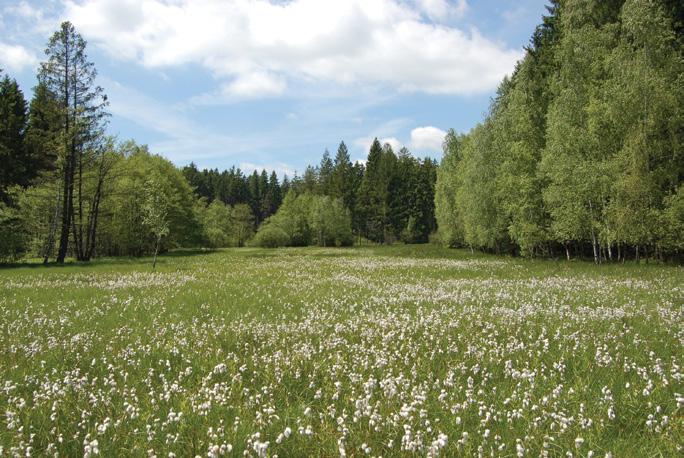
[0,246,682,456]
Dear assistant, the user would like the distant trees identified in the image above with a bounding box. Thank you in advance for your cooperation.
[231,203,255,247]
[182,163,281,227]
[435,0,684,262]
[183,137,437,249]
[253,191,352,248]
[355,140,437,244]
[196,199,233,248]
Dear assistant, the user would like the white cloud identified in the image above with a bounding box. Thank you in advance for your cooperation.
[410,126,446,151]
[62,0,522,97]
[415,0,468,21]
[221,71,286,98]
[382,137,403,152]
[0,42,38,72]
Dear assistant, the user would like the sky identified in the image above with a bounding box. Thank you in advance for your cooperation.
[0,0,549,177]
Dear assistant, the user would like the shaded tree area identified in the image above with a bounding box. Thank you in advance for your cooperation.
[190,139,438,249]
[435,0,684,262]
[181,164,282,227]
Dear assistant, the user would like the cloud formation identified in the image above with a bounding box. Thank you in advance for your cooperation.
[0,42,38,72]
[63,0,521,98]
[410,126,447,151]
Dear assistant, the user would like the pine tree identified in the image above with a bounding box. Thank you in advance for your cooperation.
[318,149,333,195]
[0,73,29,194]
[39,21,109,263]
[330,141,354,207]
[25,82,60,176]
[356,139,397,243]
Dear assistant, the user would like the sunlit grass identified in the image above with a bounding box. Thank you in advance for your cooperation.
[1,246,682,457]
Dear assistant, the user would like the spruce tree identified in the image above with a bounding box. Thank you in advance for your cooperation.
[0,73,29,194]
[39,21,109,263]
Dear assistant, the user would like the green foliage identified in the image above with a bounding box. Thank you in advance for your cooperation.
[660,184,684,253]
[200,199,233,248]
[98,142,198,256]
[251,222,290,248]
[231,203,255,247]
[309,195,353,247]
[0,188,28,262]
[0,74,29,193]
[435,0,684,261]
[435,130,465,247]
[142,177,170,238]
[253,191,352,247]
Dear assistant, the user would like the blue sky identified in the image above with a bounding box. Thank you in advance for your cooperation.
[1,0,549,176]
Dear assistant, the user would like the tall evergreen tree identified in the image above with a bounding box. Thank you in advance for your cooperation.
[25,82,60,176]
[39,21,109,263]
[330,141,354,208]
[318,149,333,195]
[356,139,398,243]
[0,73,29,194]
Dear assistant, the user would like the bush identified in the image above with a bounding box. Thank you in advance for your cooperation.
[252,223,290,248]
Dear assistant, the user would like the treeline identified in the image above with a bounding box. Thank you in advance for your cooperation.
[0,21,437,263]
[436,0,684,262]
[187,140,438,248]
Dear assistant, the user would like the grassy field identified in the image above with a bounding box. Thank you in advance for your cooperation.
[0,246,682,457]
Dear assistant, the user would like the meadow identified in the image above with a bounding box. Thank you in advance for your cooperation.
[0,246,682,457]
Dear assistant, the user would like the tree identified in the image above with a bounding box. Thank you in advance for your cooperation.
[0,188,28,262]
[309,195,353,246]
[330,141,355,209]
[39,21,109,263]
[356,139,397,243]
[142,176,169,270]
[201,199,233,248]
[0,73,29,194]
[435,130,465,247]
[231,203,254,247]
[25,82,60,177]
[261,171,282,219]
[318,150,333,195]
[253,192,352,248]
[96,142,196,257]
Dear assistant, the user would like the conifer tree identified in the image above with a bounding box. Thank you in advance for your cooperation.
[0,73,29,194]
[39,21,109,263]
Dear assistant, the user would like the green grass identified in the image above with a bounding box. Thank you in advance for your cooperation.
[1,246,682,457]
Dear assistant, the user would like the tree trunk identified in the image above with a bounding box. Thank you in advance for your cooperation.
[635,245,640,262]
[565,243,571,261]
[591,232,599,264]
[56,38,72,264]
[152,235,160,270]
[617,242,622,264]
[76,145,84,260]
[84,159,107,261]
[43,182,62,264]
[56,153,74,263]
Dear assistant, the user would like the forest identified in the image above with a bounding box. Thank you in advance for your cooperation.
[1,0,683,263]
[436,0,684,262]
